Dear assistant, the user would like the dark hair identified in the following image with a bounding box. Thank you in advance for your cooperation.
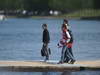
[42,24,47,27]
[63,19,68,24]
[62,24,67,29]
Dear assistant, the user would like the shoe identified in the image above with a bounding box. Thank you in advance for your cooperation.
[48,48,51,55]
[68,59,76,64]
[64,59,69,63]
[57,61,63,64]
[44,56,49,62]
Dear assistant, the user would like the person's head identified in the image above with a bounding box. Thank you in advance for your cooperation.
[63,19,70,30]
[63,19,68,24]
[42,24,47,29]
[61,24,67,31]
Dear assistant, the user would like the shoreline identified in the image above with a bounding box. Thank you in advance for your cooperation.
[2,9,100,20]
[5,15,100,20]
[80,16,100,20]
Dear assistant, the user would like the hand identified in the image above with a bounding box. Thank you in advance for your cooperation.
[57,43,62,48]
[57,43,59,46]
[43,43,46,46]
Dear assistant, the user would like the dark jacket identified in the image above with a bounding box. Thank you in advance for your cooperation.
[43,29,50,43]
[68,30,73,43]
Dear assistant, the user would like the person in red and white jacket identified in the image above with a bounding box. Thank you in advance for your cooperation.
[58,19,75,64]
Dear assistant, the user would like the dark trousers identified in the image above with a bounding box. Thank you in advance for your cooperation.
[68,47,73,56]
[41,43,49,59]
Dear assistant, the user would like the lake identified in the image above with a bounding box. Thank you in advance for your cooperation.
[0,18,100,75]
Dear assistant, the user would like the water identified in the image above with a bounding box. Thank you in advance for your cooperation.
[0,18,100,74]
[0,71,100,75]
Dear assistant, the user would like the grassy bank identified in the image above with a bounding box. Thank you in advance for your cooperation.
[6,9,100,20]
[61,9,100,19]
[31,9,100,19]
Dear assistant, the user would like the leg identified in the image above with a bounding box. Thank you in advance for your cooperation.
[68,47,73,57]
[44,43,49,61]
[67,48,76,64]
[64,47,71,63]
[58,46,66,63]
[64,47,75,64]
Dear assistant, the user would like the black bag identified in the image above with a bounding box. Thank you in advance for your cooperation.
[41,49,45,56]
[48,48,51,55]
[41,45,51,57]
[41,44,46,56]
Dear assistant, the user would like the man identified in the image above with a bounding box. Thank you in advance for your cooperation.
[41,24,50,61]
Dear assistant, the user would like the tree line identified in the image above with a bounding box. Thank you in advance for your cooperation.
[0,0,100,15]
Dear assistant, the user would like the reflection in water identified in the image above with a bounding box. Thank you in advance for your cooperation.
[42,72,50,75]
[61,72,71,75]
[42,72,71,75]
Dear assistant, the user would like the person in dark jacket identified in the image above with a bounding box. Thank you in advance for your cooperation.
[42,24,50,44]
[41,24,50,61]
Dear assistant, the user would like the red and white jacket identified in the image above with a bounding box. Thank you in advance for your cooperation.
[58,29,72,48]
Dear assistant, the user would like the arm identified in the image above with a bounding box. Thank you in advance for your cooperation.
[47,30,50,43]
[66,31,71,43]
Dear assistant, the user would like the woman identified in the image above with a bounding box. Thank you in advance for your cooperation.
[58,20,75,64]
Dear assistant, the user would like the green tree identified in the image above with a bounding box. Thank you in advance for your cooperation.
[24,0,50,11]
[49,0,82,13]
[93,0,100,9]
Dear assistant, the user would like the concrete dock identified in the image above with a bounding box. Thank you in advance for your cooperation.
[0,60,100,72]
